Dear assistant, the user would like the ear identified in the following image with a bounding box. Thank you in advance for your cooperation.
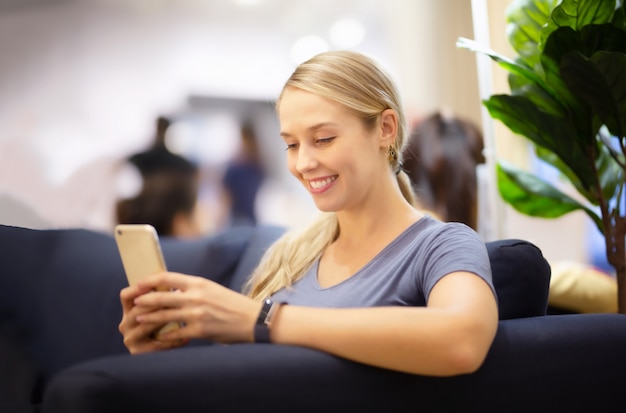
[379,109,398,148]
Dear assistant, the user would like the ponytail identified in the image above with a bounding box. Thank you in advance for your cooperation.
[396,170,417,208]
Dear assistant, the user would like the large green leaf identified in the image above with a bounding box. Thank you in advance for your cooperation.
[497,161,604,231]
[484,94,597,190]
[456,37,547,86]
[457,37,565,112]
[561,51,626,138]
[542,0,616,45]
[506,0,558,70]
[534,146,596,201]
[540,24,626,138]
[541,26,590,122]
[508,71,566,115]
[536,134,624,203]
[577,23,626,56]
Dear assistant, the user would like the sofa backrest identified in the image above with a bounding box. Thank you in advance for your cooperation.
[0,224,282,390]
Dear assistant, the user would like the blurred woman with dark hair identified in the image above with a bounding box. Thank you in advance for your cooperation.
[115,116,204,238]
[403,110,485,230]
[116,169,202,238]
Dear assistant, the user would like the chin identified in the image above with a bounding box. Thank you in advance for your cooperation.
[312,202,338,213]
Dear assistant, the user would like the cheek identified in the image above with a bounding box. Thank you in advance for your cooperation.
[286,153,299,177]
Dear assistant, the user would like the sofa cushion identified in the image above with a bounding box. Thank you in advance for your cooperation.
[487,239,551,320]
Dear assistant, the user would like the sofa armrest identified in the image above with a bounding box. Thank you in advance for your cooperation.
[486,239,551,320]
[42,313,626,413]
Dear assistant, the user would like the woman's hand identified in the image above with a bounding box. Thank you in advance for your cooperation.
[119,272,261,354]
[119,282,185,354]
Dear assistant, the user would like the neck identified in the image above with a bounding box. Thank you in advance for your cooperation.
[334,196,422,246]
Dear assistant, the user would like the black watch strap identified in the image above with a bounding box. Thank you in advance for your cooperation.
[254,298,285,343]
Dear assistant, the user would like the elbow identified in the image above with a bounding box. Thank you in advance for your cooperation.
[446,342,490,375]
[439,322,497,376]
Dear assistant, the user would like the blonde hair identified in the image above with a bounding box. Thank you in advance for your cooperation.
[245,50,416,300]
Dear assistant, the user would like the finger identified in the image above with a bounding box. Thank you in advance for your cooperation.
[120,284,153,314]
[120,286,137,313]
[133,288,186,309]
[153,325,190,344]
[123,317,183,350]
[135,309,193,342]
[122,321,159,349]
[121,298,161,331]
[136,307,187,326]
[122,304,161,329]
[139,310,226,344]
[128,335,185,354]
[136,272,206,293]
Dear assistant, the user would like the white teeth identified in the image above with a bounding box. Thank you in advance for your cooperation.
[310,176,336,189]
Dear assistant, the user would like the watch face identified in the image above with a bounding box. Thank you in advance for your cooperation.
[258,299,273,324]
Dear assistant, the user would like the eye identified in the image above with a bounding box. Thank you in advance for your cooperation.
[285,143,298,151]
[316,137,335,145]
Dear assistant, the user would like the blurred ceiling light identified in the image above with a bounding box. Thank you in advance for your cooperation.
[329,18,366,48]
[291,35,329,64]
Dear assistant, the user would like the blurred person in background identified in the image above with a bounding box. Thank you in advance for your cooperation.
[402,109,485,230]
[115,116,205,238]
[219,122,266,227]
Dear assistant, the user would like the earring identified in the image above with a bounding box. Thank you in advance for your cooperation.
[387,146,397,162]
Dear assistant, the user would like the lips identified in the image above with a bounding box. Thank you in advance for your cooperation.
[309,175,337,192]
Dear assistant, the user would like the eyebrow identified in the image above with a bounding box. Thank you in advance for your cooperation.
[280,122,339,138]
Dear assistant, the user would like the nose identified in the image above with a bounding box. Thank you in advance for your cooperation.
[295,145,318,174]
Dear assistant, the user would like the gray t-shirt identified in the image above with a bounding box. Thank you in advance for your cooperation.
[270,215,494,307]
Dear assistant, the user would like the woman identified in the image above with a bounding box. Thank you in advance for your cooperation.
[119,50,498,376]
[116,170,203,238]
[117,115,205,238]
[403,110,485,230]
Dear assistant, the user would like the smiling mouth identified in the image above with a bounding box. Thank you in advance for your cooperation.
[309,175,337,190]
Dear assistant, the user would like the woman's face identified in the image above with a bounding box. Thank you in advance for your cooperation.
[278,87,387,213]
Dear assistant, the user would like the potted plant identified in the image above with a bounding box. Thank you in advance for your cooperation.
[457,0,626,312]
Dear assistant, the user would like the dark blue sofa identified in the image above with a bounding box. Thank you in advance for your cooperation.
[1,223,625,413]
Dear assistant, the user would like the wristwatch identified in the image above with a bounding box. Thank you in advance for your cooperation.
[254,298,284,343]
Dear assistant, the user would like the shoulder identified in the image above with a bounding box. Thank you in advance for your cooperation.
[405,217,488,270]
[410,215,483,245]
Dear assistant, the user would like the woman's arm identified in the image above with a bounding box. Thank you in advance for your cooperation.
[270,271,498,376]
[125,270,497,376]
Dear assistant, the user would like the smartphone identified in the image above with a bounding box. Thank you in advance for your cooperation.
[114,224,181,338]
